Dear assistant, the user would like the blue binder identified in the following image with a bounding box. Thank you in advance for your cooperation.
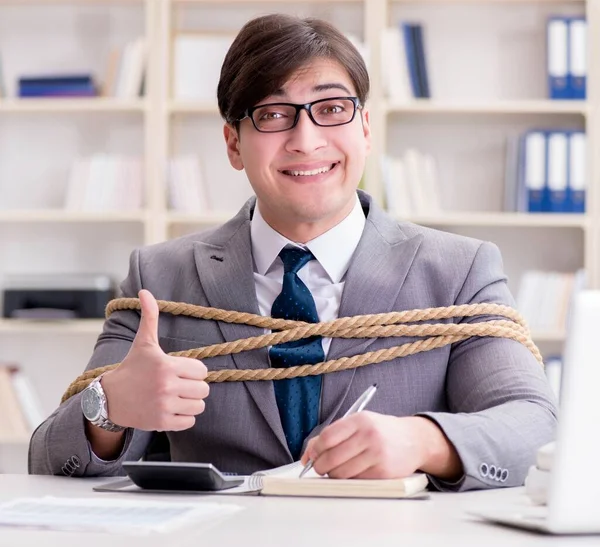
[546,131,569,213]
[547,17,570,99]
[522,131,547,213]
[567,131,586,213]
[413,24,430,99]
[401,23,421,98]
[567,17,586,100]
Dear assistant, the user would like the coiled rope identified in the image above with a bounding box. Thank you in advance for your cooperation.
[60,298,541,404]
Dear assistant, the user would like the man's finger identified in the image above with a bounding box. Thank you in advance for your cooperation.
[173,397,206,417]
[310,416,359,458]
[133,289,161,349]
[313,433,368,477]
[164,415,196,432]
[171,358,208,381]
[326,449,373,479]
[176,379,210,401]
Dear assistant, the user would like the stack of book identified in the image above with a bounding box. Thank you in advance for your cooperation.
[63,154,144,212]
[516,269,585,333]
[547,17,587,100]
[167,155,209,213]
[18,74,97,98]
[504,130,586,214]
[0,364,45,443]
[102,37,147,98]
[381,22,431,102]
[381,149,441,217]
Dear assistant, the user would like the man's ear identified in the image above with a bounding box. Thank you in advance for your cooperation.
[223,123,244,171]
[361,108,372,155]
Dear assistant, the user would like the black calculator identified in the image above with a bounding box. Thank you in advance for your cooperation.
[122,461,244,492]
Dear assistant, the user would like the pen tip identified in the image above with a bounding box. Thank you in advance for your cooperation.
[373,383,378,388]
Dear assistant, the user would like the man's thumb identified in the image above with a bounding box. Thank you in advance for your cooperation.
[134,289,160,348]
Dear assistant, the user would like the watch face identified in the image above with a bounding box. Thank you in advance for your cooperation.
[81,386,102,422]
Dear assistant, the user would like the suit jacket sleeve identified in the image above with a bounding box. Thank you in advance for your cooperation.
[418,241,558,492]
[28,248,153,476]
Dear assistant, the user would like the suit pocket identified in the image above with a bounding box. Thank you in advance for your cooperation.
[158,336,232,370]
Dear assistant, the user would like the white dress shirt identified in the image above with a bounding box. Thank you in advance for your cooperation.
[250,195,366,356]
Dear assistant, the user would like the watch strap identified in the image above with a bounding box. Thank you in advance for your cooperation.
[86,374,127,433]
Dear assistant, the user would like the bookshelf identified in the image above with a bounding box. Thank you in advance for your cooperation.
[0,319,104,334]
[385,99,588,115]
[0,98,147,113]
[0,0,595,471]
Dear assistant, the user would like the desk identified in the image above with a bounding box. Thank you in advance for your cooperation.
[0,474,597,546]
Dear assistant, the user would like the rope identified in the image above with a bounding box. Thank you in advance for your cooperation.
[60,299,541,404]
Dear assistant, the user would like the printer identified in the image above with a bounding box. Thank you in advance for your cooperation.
[2,273,116,319]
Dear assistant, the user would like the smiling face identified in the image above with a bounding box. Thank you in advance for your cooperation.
[224,58,371,242]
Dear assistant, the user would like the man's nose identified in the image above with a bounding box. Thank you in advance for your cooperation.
[284,109,327,154]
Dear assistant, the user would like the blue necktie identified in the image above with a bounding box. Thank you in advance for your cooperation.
[270,247,324,460]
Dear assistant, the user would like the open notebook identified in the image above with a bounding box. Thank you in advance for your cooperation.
[95,460,429,499]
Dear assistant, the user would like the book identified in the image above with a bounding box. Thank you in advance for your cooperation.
[95,460,429,500]
[260,466,429,499]
[173,33,235,101]
[9,368,45,432]
[0,365,31,442]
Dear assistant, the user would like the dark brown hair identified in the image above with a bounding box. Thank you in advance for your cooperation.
[217,14,370,126]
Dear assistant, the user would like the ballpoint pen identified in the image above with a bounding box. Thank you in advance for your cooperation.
[299,383,378,478]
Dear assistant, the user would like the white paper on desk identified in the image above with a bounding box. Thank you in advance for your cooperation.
[94,476,261,496]
[0,496,242,535]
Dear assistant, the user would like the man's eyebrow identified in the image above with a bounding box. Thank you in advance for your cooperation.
[270,82,354,99]
[313,83,353,95]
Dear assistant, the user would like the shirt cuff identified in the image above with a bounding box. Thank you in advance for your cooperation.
[87,428,133,464]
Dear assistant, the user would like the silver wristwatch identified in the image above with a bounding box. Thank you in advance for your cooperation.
[81,374,126,433]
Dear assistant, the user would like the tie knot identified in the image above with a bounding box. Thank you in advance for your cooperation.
[279,247,315,274]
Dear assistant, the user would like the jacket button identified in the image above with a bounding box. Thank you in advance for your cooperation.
[489,465,497,479]
[479,463,489,477]
[500,469,509,482]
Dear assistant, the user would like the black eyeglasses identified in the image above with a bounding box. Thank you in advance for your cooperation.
[238,96,362,133]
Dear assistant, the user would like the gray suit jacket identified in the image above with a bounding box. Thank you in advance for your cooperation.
[29,191,557,491]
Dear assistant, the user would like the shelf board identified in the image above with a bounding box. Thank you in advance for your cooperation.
[0,210,147,223]
[0,98,146,114]
[531,330,566,343]
[403,212,588,228]
[0,319,105,334]
[385,99,588,115]
[169,101,219,115]
[392,0,582,3]
[172,0,361,3]
[167,211,233,226]
[0,437,30,445]
[0,1,143,4]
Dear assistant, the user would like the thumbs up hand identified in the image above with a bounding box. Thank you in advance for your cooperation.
[99,289,210,432]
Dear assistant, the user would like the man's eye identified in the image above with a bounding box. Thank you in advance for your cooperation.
[321,105,344,114]
[259,111,286,120]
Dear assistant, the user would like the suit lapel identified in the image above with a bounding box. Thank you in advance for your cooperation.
[193,202,290,456]
[318,195,424,429]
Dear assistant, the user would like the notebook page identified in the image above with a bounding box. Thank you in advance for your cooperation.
[254,461,304,478]
[248,461,319,491]
[0,496,242,534]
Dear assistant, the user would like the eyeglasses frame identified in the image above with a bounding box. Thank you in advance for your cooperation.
[237,96,363,133]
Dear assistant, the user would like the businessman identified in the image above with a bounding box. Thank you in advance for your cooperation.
[29,14,557,491]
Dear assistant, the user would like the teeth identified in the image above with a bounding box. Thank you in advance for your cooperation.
[285,164,333,176]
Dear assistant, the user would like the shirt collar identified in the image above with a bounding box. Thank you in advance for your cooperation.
[251,194,365,283]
